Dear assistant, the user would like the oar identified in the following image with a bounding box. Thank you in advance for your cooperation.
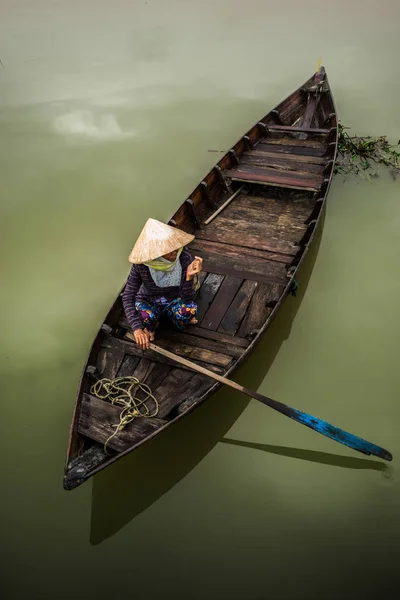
[148,342,392,462]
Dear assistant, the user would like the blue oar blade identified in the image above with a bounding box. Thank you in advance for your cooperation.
[292,409,392,462]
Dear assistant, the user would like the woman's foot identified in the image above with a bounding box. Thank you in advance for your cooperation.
[144,329,155,341]
[189,318,198,325]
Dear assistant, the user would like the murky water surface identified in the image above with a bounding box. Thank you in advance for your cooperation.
[1,1,400,598]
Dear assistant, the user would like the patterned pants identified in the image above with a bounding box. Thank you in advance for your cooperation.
[135,297,198,332]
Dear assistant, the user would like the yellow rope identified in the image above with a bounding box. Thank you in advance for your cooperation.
[90,376,159,455]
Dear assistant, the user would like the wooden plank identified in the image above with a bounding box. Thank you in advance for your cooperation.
[251,149,327,165]
[184,325,250,349]
[154,337,233,368]
[96,347,124,380]
[238,282,284,339]
[225,168,322,192]
[78,394,167,452]
[196,215,300,257]
[218,280,258,336]
[157,327,245,358]
[153,369,214,419]
[195,273,225,322]
[232,194,314,223]
[191,244,288,285]
[142,362,172,392]
[255,143,325,157]
[201,275,243,330]
[261,135,323,149]
[189,238,292,265]
[267,125,329,134]
[102,335,227,375]
[240,155,324,174]
[132,358,154,382]
[117,355,141,378]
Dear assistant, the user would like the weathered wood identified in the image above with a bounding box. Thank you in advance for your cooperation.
[204,186,244,225]
[219,280,258,335]
[243,135,253,151]
[117,355,141,378]
[154,337,233,368]
[251,149,327,165]
[189,242,288,285]
[189,238,294,265]
[103,335,227,374]
[185,199,200,229]
[201,275,243,330]
[260,135,324,149]
[267,125,329,134]
[299,94,318,134]
[240,155,324,175]
[153,369,214,418]
[143,362,172,392]
[256,142,326,157]
[132,358,154,382]
[79,394,167,452]
[157,327,245,358]
[64,444,110,489]
[195,273,225,322]
[270,109,283,124]
[229,148,240,166]
[200,181,214,208]
[225,167,323,192]
[196,214,300,257]
[215,165,232,193]
[184,325,249,349]
[238,282,284,339]
[96,347,125,380]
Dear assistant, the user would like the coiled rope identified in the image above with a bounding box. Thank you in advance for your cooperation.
[90,376,159,454]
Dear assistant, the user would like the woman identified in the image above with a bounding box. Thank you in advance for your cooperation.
[122,218,203,350]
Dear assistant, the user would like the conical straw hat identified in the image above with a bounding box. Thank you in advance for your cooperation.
[128,218,195,264]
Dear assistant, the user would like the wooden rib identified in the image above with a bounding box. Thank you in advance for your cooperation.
[201,275,243,330]
[79,394,167,452]
[218,280,258,336]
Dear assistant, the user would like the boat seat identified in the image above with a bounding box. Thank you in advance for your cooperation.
[225,166,323,192]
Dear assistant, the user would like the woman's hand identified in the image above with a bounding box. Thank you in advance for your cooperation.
[186,256,203,281]
[133,328,154,350]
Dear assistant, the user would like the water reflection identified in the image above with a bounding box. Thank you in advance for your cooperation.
[90,209,325,544]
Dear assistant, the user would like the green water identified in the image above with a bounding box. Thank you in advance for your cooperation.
[1,1,400,598]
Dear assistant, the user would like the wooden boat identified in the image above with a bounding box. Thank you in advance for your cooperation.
[64,67,338,490]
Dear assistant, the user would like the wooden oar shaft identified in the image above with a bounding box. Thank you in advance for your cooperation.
[149,343,392,462]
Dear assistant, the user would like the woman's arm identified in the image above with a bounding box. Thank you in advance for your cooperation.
[122,265,143,332]
[179,252,203,302]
